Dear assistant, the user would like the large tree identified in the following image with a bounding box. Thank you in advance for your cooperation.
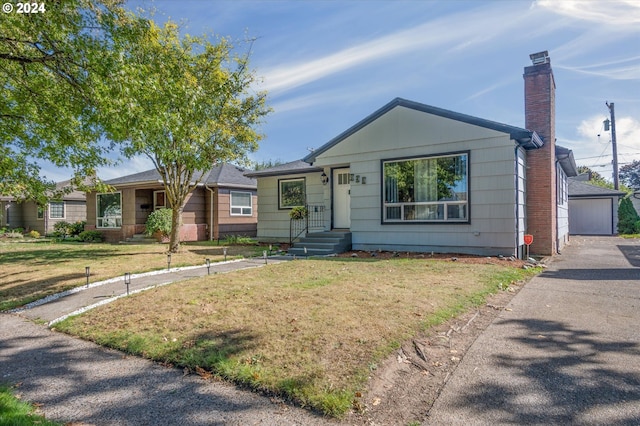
[109,22,270,252]
[620,160,640,190]
[0,0,147,203]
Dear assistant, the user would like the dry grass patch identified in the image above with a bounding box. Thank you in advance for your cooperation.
[0,240,259,310]
[55,257,537,416]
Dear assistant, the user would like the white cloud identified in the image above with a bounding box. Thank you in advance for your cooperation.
[572,114,640,175]
[535,0,640,26]
[261,3,529,95]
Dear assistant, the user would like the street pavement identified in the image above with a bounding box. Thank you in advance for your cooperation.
[427,236,640,425]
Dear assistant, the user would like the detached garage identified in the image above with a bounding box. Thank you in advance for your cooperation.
[568,178,624,235]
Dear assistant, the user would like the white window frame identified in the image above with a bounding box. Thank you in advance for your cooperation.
[49,201,65,219]
[96,192,122,228]
[230,191,253,216]
[382,152,469,223]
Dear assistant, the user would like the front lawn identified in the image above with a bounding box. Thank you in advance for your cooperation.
[54,257,539,417]
[0,240,262,311]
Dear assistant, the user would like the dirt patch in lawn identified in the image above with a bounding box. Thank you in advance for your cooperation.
[344,270,528,425]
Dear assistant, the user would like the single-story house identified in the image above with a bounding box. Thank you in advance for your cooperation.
[0,179,86,234]
[568,175,625,235]
[85,163,257,243]
[247,51,577,257]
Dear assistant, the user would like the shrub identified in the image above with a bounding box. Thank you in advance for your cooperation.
[53,220,87,239]
[145,208,172,237]
[78,230,103,242]
[28,230,40,239]
[617,197,640,234]
[70,220,86,236]
[6,231,23,239]
[53,221,72,239]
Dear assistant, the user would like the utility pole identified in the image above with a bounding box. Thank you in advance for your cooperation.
[605,101,619,190]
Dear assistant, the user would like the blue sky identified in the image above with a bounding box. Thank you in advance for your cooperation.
[48,0,640,182]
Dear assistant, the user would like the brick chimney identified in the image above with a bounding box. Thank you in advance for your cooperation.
[524,51,556,256]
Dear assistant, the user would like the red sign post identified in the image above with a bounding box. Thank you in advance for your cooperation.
[523,234,533,259]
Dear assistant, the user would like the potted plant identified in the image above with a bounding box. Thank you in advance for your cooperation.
[145,208,172,242]
[289,206,308,220]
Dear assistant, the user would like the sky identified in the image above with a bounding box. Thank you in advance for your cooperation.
[44,0,640,183]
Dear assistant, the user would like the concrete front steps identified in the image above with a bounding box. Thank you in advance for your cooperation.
[288,231,352,256]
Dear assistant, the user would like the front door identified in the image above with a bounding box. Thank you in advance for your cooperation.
[333,168,351,229]
[153,190,166,210]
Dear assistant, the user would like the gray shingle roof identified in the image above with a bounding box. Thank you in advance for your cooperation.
[568,178,625,198]
[304,97,544,163]
[105,163,256,188]
[244,160,323,178]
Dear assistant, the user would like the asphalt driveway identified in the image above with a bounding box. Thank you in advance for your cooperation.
[427,236,640,425]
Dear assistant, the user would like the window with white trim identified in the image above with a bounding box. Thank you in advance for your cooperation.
[96,192,122,228]
[49,202,65,219]
[230,191,252,216]
[382,152,469,223]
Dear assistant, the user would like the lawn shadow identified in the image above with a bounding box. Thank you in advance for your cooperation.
[0,318,325,425]
[451,318,640,424]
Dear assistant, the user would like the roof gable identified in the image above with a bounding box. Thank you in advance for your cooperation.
[304,97,542,163]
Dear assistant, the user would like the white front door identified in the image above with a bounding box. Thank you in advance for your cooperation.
[333,168,351,229]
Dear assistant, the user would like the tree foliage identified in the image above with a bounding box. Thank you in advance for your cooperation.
[108,22,270,252]
[0,0,148,203]
[618,196,640,235]
[619,160,640,190]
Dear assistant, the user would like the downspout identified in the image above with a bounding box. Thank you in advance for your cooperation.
[514,146,520,259]
[206,185,215,241]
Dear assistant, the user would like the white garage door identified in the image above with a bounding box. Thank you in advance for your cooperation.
[569,198,613,235]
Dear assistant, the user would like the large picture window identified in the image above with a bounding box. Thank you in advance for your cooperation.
[279,178,305,209]
[49,202,65,219]
[382,152,468,223]
[97,192,122,228]
[230,191,252,216]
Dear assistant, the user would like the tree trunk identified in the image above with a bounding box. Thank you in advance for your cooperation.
[169,205,183,253]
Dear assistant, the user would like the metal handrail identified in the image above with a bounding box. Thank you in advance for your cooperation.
[290,204,325,245]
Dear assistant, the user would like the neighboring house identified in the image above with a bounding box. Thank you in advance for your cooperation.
[0,180,87,235]
[246,51,577,257]
[568,175,625,235]
[85,163,257,243]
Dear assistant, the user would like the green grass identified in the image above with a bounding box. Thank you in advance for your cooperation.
[0,240,265,311]
[55,258,540,417]
[0,385,61,426]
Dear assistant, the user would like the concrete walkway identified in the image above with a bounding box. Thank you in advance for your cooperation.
[1,255,336,425]
[12,256,290,325]
[427,236,640,425]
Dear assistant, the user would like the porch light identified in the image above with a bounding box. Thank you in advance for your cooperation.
[206,258,211,275]
[85,266,90,288]
[167,253,171,271]
[124,272,131,295]
[321,172,329,185]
